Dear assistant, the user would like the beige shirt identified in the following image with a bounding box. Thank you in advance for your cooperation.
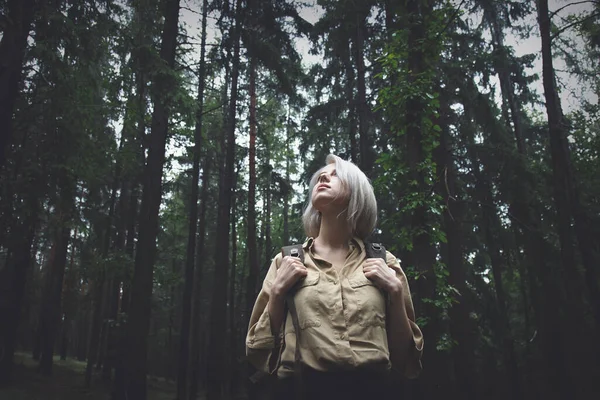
[246,237,423,379]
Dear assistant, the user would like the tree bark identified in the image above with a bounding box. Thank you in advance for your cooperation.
[354,4,371,174]
[344,41,358,164]
[463,78,573,400]
[467,119,523,400]
[207,0,242,397]
[401,1,444,398]
[188,155,211,400]
[39,181,74,375]
[228,166,239,397]
[246,55,260,339]
[537,0,600,336]
[0,192,39,384]
[486,3,526,155]
[176,0,208,395]
[122,0,180,398]
[436,116,479,400]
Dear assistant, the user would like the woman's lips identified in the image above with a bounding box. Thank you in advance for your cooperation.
[317,184,330,190]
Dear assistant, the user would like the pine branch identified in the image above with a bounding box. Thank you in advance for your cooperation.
[436,0,469,39]
[549,1,600,20]
[551,11,600,40]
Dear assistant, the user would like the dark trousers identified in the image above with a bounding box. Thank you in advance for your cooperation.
[272,368,393,400]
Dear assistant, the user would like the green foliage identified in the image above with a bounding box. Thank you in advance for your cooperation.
[374,3,456,329]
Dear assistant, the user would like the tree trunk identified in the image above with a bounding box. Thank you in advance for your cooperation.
[436,117,479,400]
[0,192,39,384]
[122,0,180,398]
[228,166,239,397]
[472,157,523,400]
[39,182,74,375]
[188,155,211,400]
[486,4,526,155]
[176,0,208,396]
[60,226,78,362]
[283,108,292,245]
[354,4,371,174]
[121,183,140,314]
[246,55,260,339]
[537,0,600,337]
[0,0,37,168]
[344,42,358,164]
[86,162,121,386]
[207,0,242,397]
[401,1,444,399]
[463,78,573,400]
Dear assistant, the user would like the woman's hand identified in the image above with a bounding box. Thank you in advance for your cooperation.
[363,258,404,294]
[272,256,308,298]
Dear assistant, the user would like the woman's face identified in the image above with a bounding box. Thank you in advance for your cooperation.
[311,164,349,212]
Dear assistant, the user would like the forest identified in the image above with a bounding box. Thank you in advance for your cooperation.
[1,0,599,399]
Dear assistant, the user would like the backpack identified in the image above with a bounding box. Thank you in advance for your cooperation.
[277,241,387,398]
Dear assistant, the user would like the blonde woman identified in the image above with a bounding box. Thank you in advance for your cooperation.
[246,155,423,399]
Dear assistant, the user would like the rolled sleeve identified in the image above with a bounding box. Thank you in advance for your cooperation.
[386,252,424,379]
[246,254,283,373]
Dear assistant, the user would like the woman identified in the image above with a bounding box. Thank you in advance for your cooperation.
[246,154,423,399]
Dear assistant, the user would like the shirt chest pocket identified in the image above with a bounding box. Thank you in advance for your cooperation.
[348,273,387,327]
[291,272,322,330]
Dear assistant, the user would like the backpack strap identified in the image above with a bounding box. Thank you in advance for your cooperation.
[364,242,386,260]
[281,244,305,263]
[280,244,306,399]
[278,241,386,399]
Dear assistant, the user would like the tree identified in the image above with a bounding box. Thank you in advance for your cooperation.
[175,0,209,397]
[122,0,181,397]
[206,0,242,397]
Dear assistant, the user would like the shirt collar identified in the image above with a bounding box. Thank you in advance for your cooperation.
[303,236,365,254]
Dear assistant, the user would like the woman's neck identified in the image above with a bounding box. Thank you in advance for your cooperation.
[315,211,351,250]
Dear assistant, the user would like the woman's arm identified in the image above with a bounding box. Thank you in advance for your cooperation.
[363,252,424,378]
[246,253,308,373]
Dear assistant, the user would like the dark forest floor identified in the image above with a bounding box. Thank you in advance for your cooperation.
[0,353,178,400]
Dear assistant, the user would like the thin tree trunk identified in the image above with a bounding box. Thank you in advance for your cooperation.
[344,43,358,164]
[228,166,238,397]
[487,6,526,155]
[86,163,121,386]
[39,184,74,375]
[207,0,242,397]
[463,79,573,400]
[246,55,259,338]
[122,0,180,398]
[436,118,479,400]
[0,192,39,384]
[60,226,78,362]
[474,162,523,400]
[283,107,291,245]
[176,0,208,395]
[537,0,600,335]
[188,156,211,400]
[354,4,371,174]
[120,183,139,314]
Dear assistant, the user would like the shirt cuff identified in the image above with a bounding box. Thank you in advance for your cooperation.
[404,320,424,379]
[246,307,276,349]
